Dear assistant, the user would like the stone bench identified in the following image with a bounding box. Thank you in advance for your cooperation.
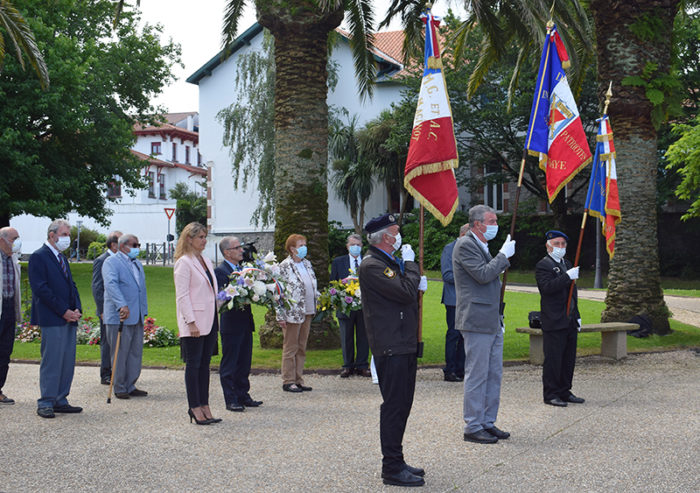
[515,322,639,365]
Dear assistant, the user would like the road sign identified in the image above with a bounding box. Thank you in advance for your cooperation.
[164,208,175,219]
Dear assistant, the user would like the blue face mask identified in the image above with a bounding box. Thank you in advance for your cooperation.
[296,245,307,259]
[127,247,140,259]
[348,245,361,257]
[484,225,499,241]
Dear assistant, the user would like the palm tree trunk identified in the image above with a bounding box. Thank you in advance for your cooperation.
[256,3,344,349]
[591,0,678,334]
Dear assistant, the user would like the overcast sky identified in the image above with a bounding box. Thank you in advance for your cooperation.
[137,0,464,113]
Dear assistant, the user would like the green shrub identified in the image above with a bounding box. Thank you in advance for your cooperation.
[87,241,105,260]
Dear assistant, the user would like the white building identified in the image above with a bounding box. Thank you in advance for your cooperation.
[11,113,207,254]
[187,23,427,255]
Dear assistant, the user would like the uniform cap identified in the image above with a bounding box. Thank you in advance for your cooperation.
[545,230,569,242]
[364,213,398,234]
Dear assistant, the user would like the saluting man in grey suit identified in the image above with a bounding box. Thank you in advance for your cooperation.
[453,205,515,444]
[102,234,148,399]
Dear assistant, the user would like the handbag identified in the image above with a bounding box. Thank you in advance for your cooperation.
[528,311,542,329]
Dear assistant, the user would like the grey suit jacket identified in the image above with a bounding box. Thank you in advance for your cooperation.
[453,232,510,334]
[92,251,109,316]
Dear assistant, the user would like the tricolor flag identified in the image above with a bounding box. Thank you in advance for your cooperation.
[403,8,458,226]
[525,24,591,202]
[586,116,621,258]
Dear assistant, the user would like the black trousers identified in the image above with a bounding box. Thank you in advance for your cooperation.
[181,330,217,409]
[338,310,369,369]
[375,352,417,474]
[443,305,465,376]
[219,329,253,405]
[542,320,578,401]
[0,298,16,394]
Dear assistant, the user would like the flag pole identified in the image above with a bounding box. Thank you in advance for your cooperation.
[566,81,613,314]
[418,204,424,357]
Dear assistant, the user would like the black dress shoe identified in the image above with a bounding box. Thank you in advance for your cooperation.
[129,388,148,397]
[114,392,130,399]
[282,383,302,393]
[298,384,312,391]
[242,398,262,407]
[53,404,83,413]
[464,430,498,444]
[356,368,372,377]
[226,402,245,412]
[544,397,568,407]
[100,378,111,385]
[404,464,425,477]
[444,373,462,382]
[565,394,585,404]
[382,468,425,487]
[340,368,352,378]
[485,426,510,439]
[37,407,55,418]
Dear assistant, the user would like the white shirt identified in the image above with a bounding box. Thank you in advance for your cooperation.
[470,232,490,255]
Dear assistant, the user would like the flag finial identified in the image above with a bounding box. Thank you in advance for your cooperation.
[603,81,613,116]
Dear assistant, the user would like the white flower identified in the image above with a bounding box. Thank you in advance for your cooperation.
[225,285,238,297]
[252,281,267,296]
[263,251,276,263]
[252,294,260,302]
[266,283,277,292]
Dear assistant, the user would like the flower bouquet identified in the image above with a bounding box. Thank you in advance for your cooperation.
[216,251,293,313]
[317,276,362,318]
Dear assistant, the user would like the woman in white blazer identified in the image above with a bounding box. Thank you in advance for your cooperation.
[174,222,221,425]
[276,234,319,393]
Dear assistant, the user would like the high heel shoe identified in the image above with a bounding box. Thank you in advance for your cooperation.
[188,408,212,425]
[206,416,222,423]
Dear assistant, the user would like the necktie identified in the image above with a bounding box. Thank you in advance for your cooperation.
[354,258,359,270]
[58,254,68,278]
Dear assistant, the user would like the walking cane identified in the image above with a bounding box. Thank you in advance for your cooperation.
[106,321,124,404]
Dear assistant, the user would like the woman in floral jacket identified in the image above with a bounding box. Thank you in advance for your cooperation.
[276,234,319,393]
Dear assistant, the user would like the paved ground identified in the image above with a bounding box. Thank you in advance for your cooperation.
[507,285,700,327]
[2,350,699,492]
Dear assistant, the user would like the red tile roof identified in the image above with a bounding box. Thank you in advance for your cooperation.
[130,149,207,176]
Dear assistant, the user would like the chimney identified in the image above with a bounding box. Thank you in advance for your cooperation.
[186,115,194,131]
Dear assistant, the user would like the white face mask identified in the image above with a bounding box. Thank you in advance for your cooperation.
[548,242,566,262]
[55,235,71,252]
[11,238,21,254]
[389,232,402,252]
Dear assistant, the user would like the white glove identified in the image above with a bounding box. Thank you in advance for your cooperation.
[418,276,428,292]
[499,234,516,258]
[577,318,582,332]
[400,244,415,262]
[566,266,580,280]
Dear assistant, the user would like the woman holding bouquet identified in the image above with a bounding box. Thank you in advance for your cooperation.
[277,234,319,393]
[174,222,221,424]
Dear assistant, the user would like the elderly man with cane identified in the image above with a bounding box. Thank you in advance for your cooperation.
[103,234,148,400]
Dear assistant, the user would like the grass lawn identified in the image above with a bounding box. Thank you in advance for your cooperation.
[14,263,700,370]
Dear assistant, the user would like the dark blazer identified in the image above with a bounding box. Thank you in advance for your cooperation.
[28,244,82,327]
[214,261,255,334]
[535,255,580,331]
[91,250,109,317]
[330,254,361,320]
[440,240,457,306]
[358,246,420,356]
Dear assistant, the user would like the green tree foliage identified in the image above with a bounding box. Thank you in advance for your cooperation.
[0,0,49,87]
[665,115,700,219]
[169,182,207,235]
[0,0,180,227]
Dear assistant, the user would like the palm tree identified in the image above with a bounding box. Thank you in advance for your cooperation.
[384,0,676,333]
[0,0,49,87]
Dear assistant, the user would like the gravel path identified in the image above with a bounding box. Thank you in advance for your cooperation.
[2,350,699,492]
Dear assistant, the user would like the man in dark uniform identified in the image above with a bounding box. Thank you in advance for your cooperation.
[358,213,427,488]
[535,230,585,407]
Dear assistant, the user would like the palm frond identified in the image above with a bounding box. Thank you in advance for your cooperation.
[0,0,49,88]
[221,0,248,56]
[344,0,376,100]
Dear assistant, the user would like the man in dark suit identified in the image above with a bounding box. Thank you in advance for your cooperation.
[28,219,83,419]
[215,236,261,412]
[440,224,469,382]
[330,233,369,378]
[453,205,515,444]
[91,231,121,384]
[535,230,584,407]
